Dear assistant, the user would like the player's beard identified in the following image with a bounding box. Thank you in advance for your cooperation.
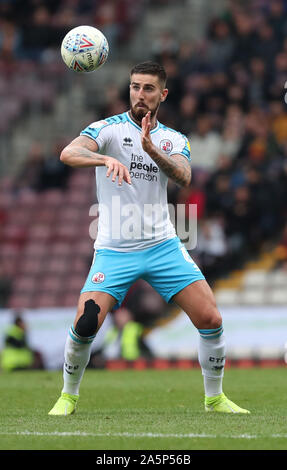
[130,100,160,125]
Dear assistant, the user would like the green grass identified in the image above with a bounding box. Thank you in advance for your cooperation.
[0,367,286,450]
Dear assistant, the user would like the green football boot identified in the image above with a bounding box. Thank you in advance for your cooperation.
[205,393,250,414]
[48,392,79,416]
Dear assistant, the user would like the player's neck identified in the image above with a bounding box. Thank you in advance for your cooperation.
[128,110,157,129]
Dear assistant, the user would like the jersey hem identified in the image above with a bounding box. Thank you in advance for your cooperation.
[94,234,177,252]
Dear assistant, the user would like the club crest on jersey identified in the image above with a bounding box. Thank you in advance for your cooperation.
[160,139,173,153]
[92,272,105,283]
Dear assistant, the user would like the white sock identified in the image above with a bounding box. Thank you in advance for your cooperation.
[198,326,226,397]
[62,326,95,396]
[203,376,223,397]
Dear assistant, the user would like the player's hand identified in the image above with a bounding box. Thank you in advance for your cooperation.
[104,157,131,185]
[141,111,155,154]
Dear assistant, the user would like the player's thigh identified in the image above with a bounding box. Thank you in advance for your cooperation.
[81,248,141,308]
[74,291,117,333]
[173,279,222,330]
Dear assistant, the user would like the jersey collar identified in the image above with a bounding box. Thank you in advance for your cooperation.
[126,111,160,134]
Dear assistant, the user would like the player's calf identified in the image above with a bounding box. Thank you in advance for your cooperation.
[198,324,226,397]
[48,300,101,416]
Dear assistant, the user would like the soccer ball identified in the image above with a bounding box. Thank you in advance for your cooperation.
[61,25,109,73]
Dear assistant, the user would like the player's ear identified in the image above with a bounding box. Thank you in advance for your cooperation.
[160,88,168,102]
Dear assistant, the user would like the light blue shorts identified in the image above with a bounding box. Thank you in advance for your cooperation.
[81,237,205,306]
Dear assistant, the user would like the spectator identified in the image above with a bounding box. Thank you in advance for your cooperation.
[151,30,179,63]
[204,72,229,123]
[196,216,228,282]
[18,6,53,61]
[220,104,244,158]
[122,280,167,327]
[93,1,121,54]
[268,51,287,101]
[230,12,257,66]
[0,263,12,308]
[252,21,280,67]
[248,57,270,106]
[160,58,184,112]
[0,19,19,60]
[270,100,287,145]
[206,19,235,70]
[176,94,198,135]
[268,0,287,41]
[37,141,71,191]
[244,166,282,239]
[225,184,261,255]
[0,314,44,371]
[177,40,199,77]
[89,305,154,364]
[188,115,223,172]
[13,142,45,194]
[205,173,234,215]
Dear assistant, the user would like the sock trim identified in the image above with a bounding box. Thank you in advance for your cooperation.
[198,326,223,339]
[69,326,96,344]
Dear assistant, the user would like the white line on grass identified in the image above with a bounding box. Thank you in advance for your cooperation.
[1,431,287,439]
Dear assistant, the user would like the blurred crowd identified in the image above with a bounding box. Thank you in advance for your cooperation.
[0,0,144,61]
[102,0,287,283]
[1,0,287,357]
[0,0,146,133]
[155,0,287,282]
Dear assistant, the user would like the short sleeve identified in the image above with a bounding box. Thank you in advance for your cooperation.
[80,120,111,153]
[169,132,191,161]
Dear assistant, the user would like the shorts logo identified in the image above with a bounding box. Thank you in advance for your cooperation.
[160,139,173,153]
[92,272,105,283]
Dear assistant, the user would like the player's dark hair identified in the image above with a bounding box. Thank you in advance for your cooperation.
[130,61,167,87]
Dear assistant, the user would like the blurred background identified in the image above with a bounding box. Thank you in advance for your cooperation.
[0,0,287,370]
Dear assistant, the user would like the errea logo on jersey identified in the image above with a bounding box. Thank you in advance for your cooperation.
[123,137,133,147]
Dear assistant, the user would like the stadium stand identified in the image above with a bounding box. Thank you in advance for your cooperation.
[0,0,287,315]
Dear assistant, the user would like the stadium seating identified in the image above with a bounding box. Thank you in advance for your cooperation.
[0,169,94,307]
[215,245,287,306]
[1,0,287,313]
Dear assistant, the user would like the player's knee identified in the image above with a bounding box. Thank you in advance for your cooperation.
[75,299,100,337]
[200,305,222,330]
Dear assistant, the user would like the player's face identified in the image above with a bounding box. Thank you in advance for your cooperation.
[129,74,168,123]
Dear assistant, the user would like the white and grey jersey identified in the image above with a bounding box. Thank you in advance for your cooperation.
[80,111,191,251]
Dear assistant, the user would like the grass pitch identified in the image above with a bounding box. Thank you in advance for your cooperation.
[0,367,286,450]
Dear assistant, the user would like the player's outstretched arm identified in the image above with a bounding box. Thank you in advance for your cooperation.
[141,112,191,187]
[60,135,131,185]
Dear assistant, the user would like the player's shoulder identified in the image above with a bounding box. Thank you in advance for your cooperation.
[81,112,129,139]
[88,112,128,129]
[157,122,191,159]
[157,121,188,141]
